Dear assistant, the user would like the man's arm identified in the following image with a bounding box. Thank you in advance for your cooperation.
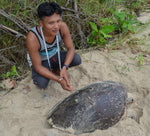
[60,22,75,67]
[59,22,75,90]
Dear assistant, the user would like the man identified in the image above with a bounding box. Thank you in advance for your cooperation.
[26,2,81,91]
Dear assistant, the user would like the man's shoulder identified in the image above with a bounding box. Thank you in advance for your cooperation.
[60,22,70,36]
[60,21,67,27]
[26,31,40,50]
[26,26,38,39]
[26,31,36,40]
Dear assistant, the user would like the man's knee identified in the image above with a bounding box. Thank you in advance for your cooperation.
[75,53,82,65]
[71,53,81,66]
[33,78,49,89]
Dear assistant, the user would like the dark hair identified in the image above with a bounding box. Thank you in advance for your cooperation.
[37,2,62,20]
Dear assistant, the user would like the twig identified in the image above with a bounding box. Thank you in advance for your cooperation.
[61,0,72,17]
[73,0,86,47]
[0,9,29,33]
[0,24,26,39]
[63,14,81,19]
[1,90,12,97]
[0,55,15,65]
[65,0,71,7]
[0,64,7,68]
[0,45,20,52]
[61,7,83,15]
[113,0,116,6]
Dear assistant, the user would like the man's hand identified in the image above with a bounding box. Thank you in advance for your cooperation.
[60,66,70,87]
[59,78,73,91]
[59,66,73,91]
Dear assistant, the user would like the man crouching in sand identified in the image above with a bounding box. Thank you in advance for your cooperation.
[26,2,81,91]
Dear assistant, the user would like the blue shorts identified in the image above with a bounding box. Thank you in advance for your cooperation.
[31,51,81,89]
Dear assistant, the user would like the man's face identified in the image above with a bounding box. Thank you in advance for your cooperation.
[40,13,61,36]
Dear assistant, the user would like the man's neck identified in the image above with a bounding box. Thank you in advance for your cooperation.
[42,29,52,37]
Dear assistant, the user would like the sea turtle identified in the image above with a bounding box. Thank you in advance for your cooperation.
[47,81,127,134]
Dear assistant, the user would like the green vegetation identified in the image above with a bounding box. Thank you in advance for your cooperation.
[87,9,138,47]
[113,9,136,33]
[87,22,114,46]
[137,53,144,66]
[1,65,19,79]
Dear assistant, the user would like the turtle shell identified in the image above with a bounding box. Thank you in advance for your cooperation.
[47,81,127,134]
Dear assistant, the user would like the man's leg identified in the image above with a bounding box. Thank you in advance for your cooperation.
[31,51,81,89]
[50,51,81,69]
[31,61,50,89]
[69,52,82,67]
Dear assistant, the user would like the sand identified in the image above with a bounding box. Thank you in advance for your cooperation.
[0,14,150,136]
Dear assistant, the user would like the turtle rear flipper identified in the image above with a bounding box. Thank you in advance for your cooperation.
[127,109,137,122]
